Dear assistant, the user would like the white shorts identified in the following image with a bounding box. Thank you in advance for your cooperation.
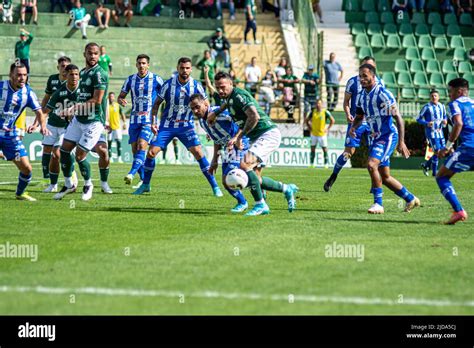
[248,127,281,166]
[72,14,91,28]
[42,124,66,147]
[311,135,328,147]
[2,8,13,22]
[108,129,123,141]
[64,117,104,151]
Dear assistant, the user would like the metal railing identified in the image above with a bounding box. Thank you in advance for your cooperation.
[294,0,318,70]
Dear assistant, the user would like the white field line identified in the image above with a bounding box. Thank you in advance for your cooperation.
[0,285,473,308]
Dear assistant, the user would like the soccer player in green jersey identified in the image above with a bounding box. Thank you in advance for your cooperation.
[212,71,299,216]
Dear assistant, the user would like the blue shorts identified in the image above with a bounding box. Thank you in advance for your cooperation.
[128,124,154,144]
[369,132,398,167]
[0,135,27,161]
[444,146,474,173]
[151,126,201,150]
[345,123,370,148]
[427,136,446,152]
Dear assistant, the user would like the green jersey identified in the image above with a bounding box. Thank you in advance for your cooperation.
[15,33,33,60]
[245,0,256,20]
[281,74,298,89]
[46,83,80,128]
[197,58,216,81]
[226,87,276,141]
[77,64,108,124]
[45,73,65,95]
[98,54,112,75]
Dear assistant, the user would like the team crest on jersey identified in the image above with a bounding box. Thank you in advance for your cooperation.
[85,78,91,86]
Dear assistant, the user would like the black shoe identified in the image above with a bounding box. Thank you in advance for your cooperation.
[82,35,87,40]
[421,163,430,176]
[323,173,337,192]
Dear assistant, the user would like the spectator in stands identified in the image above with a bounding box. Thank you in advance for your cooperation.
[312,0,323,23]
[245,56,262,97]
[279,66,299,122]
[179,0,201,18]
[259,68,277,114]
[216,0,235,20]
[1,0,14,23]
[208,28,231,68]
[197,50,217,91]
[20,0,38,25]
[409,0,425,12]
[453,0,472,16]
[201,0,214,18]
[244,0,260,45]
[323,52,343,112]
[95,1,110,28]
[50,0,64,13]
[15,29,33,73]
[67,0,91,40]
[439,0,454,13]
[98,45,112,75]
[392,0,409,13]
[112,0,133,27]
[301,64,320,118]
[262,0,279,18]
[274,57,288,78]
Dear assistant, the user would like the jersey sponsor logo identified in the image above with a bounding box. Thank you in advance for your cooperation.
[85,78,91,86]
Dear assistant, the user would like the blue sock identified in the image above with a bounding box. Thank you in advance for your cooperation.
[436,176,463,212]
[197,157,219,189]
[333,153,348,175]
[395,186,415,203]
[226,187,247,204]
[130,150,146,176]
[138,165,145,181]
[143,157,156,185]
[431,155,439,176]
[371,187,383,205]
[16,172,32,196]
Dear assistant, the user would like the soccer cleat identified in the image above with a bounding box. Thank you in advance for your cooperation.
[245,202,270,216]
[82,35,87,40]
[101,182,113,194]
[16,192,37,201]
[368,203,384,214]
[71,170,79,187]
[284,184,299,212]
[404,197,421,213]
[324,164,329,169]
[133,183,150,195]
[231,202,248,213]
[323,173,338,192]
[132,180,143,189]
[81,185,93,201]
[444,210,468,225]
[213,187,224,197]
[43,184,58,193]
[53,185,76,200]
[124,174,133,185]
[421,163,430,176]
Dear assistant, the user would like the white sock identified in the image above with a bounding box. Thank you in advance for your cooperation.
[282,183,288,193]
[64,177,73,188]
[256,199,265,205]
[85,179,92,186]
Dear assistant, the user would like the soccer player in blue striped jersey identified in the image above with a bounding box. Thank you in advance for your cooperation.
[118,54,164,188]
[351,64,420,214]
[0,63,50,201]
[416,90,447,177]
[134,57,222,196]
[190,94,249,212]
[324,56,382,192]
[436,78,473,225]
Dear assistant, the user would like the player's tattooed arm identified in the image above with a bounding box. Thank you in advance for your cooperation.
[391,104,410,159]
[203,66,217,95]
[439,114,463,158]
[349,108,364,137]
[207,103,227,125]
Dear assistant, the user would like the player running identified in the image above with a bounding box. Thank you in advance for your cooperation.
[211,71,298,216]
[0,63,50,201]
[416,89,447,177]
[134,57,222,197]
[119,54,163,188]
[436,78,473,225]
[190,93,249,213]
[350,64,420,214]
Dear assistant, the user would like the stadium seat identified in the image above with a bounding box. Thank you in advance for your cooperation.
[367,23,382,36]
[429,72,445,86]
[446,24,461,37]
[413,72,430,87]
[459,62,473,74]
[415,23,429,36]
[382,72,397,86]
[395,11,411,24]
[443,13,458,25]
[445,72,459,83]
[442,60,458,74]
[459,13,473,26]
[365,11,380,24]
[401,87,417,99]
[351,23,366,35]
[383,23,398,36]
[410,59,425,73]
[454,48,467,61]
[431,24,446,37]
[438,89,448,99]
[394,59,409,73]
[370,33,386,48]
[433,36,449,50]
[426,60,441,74]
[411,12,426,25]
[469,89,474,99]
[421,48,436,61]
[417,35,433,49]
[463,73,474,85]
[402,34,417,48]
[406,47,421,60]
[362,0,376,11]
[397,71,414,86]
[399,23,414,36]
[380,11,394,24]
[345,0,360,11]
[428,12,442,25]
[418,88,431,99]
[387,86,399,97]
[355,34,370,48]
[377,0,391,12]
[358,46,374,59]
[450,35,466,49]
[386,34,402,48]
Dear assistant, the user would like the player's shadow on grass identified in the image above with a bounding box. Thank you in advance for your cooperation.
[76,206,221,215]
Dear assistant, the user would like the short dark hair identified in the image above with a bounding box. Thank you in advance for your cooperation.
[65,64,79,72]
[58,56,72,64]
[430,89,439,95]
[177,57,192,65]
[136,54,150,63]
[109,92,115,96]
[361,56,376,63]
[448,77,469,89]
[10,62,26,73]
[214,71,232,81]
[190,93,206,103]
[85,42,100,51]
[359,63,376,76]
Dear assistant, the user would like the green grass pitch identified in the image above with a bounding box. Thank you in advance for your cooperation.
[0,162,473,315]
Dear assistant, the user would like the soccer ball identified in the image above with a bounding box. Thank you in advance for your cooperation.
[225,168,248,190]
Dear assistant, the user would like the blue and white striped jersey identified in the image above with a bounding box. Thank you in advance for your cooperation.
[345,75,384,120]
[121,72,164,125]
[416,102,447,139]
[448,96,474,148]
[0,80,41,136]
[158,75,207,129]
[199,106,246,147]
[356,83,397,138]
